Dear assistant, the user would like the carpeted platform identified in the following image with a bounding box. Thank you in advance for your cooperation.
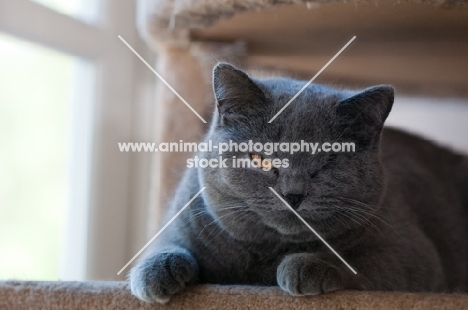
[1,281,468,310]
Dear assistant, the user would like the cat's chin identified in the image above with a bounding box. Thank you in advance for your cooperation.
[258,210,333,239]
[260,213,309,236]
[262,221,324,242]
[270,224,307,236]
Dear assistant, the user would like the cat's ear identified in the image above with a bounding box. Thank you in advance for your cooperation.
[336,85,394,147]
[212,63,266,123]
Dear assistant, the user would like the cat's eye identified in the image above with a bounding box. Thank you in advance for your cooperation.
[250,154,261,161]
[250,154,273,170]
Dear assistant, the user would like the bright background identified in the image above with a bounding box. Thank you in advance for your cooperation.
[0,0,155,281]
[0,33,73,280]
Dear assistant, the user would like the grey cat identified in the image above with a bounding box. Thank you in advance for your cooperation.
[130,63,468,303]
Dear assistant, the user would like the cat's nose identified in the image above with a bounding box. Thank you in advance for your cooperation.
[284,193,305,210]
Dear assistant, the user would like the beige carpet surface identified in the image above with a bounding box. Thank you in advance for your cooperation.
[1,281,468,310]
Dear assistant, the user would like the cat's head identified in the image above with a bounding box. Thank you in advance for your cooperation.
[198,63,394,243]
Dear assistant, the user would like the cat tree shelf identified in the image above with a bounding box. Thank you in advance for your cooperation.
[139,0,468,97]
[2,281,468,309]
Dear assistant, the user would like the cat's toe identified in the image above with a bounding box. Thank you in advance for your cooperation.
[129,251,198,303]
[277,253,343,296]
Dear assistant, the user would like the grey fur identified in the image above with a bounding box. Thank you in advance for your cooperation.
[130,63,468,303]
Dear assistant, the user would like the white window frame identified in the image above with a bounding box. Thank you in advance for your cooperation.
[0,0,155,280]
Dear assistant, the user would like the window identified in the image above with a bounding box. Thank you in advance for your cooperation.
[30,0,101,23]
[0,33,77,280]
[0,0,156,281]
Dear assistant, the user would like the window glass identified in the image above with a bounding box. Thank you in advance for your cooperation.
[30,0,101,23]
[0,33,93,280]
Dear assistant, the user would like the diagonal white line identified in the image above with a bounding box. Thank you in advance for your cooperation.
[118,35,207,124]
[268,36,356,123]
[268,187,357,274]
[117,187,206,275]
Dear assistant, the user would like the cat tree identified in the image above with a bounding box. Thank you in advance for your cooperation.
[2,0,468,309]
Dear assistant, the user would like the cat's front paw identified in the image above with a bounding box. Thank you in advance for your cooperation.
[130,249,199,303]
[277,253,343,296]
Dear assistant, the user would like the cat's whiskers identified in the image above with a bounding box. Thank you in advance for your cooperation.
[328,201,402,238]
[196,207,248,244]
[335,196,396,211]
[333,197,396,223]
[328,211,349,228]
[206,212,254,243]
[325,203,381,234]
[334,203,391,227]
[188,205,245,221]
[333,210,376,234]
[341,210,382,235]
[202,210,254,245]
